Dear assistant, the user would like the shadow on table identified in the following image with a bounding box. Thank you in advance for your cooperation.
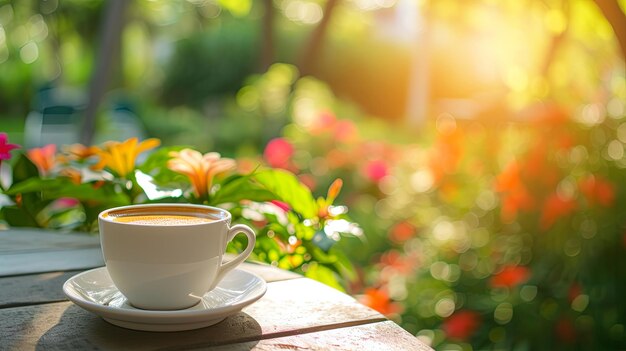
[36,305,262,350]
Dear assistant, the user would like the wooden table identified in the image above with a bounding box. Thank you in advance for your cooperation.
[0,228,431,351]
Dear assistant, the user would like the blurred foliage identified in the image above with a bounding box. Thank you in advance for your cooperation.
[160,19,258,107]
[245,65,626,350]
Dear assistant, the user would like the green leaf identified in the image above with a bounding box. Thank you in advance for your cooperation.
[1,206,39,227]
[6,178,63,195]
[45,182,130,206]
[329,248,357,281]
[251,170,318,219]
[11,154,39,183]
[304,263,345,292]
[210,175,275,205]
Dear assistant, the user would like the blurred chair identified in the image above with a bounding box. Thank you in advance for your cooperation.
[24,105,81,148]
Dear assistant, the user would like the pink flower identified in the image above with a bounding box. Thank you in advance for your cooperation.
[270,200,291,212]
[310,111,337,134]
[264,138,294,169]
[334,120,358,142]
[363,160,388,183]
[0,132,20,161]
[54,197,80,208]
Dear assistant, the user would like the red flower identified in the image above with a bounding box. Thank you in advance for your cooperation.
[0,132,20,161]
[359,287,402,316]
[443,310,482,341]
[568,283,582,303]
[579,175,615,207]
[490,265,531,288]
[555,317,577,343]
[540,193,577,230]
[27,144,57,175]
[263,138,294,170]
[363,160,388,183]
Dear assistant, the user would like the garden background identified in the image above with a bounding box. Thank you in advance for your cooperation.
[1,0,625,350]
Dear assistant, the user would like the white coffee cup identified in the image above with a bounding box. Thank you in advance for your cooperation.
[98,204,256,310]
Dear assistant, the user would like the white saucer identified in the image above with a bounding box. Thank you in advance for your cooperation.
[63,267,267,332]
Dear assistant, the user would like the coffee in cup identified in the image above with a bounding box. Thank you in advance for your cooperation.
[99,204,256,310]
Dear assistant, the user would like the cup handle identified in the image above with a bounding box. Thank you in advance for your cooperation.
[212,224,256,289]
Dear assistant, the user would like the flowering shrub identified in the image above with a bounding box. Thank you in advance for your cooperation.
[0,133,359,290]
[240,65,626,349]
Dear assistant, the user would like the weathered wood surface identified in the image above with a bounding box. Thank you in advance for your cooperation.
[0,248,104,276]
[0,228,432,351]
[208,321,433,351]
[0,228,100,253]
[1,279,385,351]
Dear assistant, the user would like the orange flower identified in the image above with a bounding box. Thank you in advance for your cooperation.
[167,149,236,200]
[389,221,416,243]
[59,168,82,184]
[496,161,535,221]
[317,179,344,218]
[360,287,402,316]
[428,127,463,183]
[540,193,577,230]
[327,178,343,203]
[490,265,531,288]
[579,175,615,207]
[59,143,99,163]
[378,250,419,275]
[27,144,57,175]
[92,138,160,178]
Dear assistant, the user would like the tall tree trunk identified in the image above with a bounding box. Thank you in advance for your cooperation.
[298,0,340,76]
[80,0,128,145]
[260,0,275,71]
[593,0,626,60]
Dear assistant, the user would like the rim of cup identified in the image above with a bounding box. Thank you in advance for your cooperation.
[98,203,231,226]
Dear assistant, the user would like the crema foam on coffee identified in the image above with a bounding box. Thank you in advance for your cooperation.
[111,215,214,225]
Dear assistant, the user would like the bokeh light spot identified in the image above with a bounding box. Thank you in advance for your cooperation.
[494,302,513,325]
[410,169,434,193]
[520,285,537,302]
[435,298,455,318]
[19,41,38,64]
[571,294,589,312]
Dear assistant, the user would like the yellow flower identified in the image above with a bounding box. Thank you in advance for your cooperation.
[167,149,236,200]
[92,138,160,177]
